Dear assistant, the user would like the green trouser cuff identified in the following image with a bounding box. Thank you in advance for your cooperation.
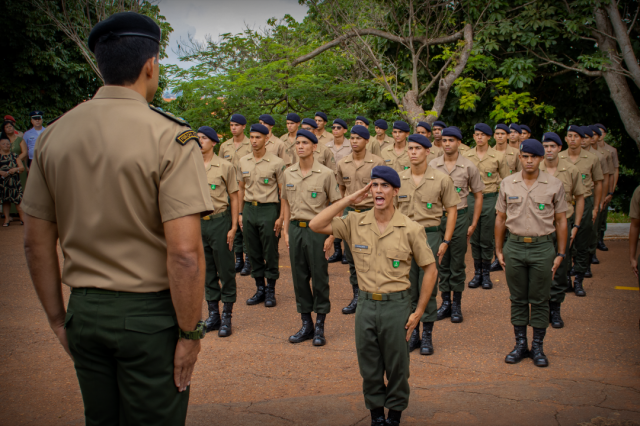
[572,196,593,273]
[243,203,280,280]
[438,211,469,292]
[410,229,441,323]
[550,216,574,303]
[202,212,237,303]
[468,193,497,260]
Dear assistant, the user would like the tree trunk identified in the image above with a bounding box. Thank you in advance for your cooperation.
[400,89,426,128]
[604,0,640,89]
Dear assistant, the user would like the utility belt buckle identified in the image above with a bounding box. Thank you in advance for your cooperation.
[523,237,533,243]
[299,221,307,228]
[251,201,259,206]
[372,293,383,301]
[354,209,362,213]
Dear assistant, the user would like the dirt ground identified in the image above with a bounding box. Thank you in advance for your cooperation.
[1,225,639,426]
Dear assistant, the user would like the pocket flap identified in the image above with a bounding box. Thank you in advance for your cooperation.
[421,195,436,203]
[64,312,73,329]
[308,186,323,193]
[507,196,522,204]
[353,244,372,254]
[532,194,553,204]
[208,177,222,187]
[125,316,177,334]
[387,250,410,261]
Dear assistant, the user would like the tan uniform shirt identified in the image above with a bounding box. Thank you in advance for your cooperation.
[219,135,252,169]
[381,144,411,173]
[603,142,619,169]
[237,152,285,203]
[289,142,336,173]
[429,154,485,209]
[559,149,604,197]
[317,130,333,146]
[365,138,382,157]
[332,209,435,293]
[337,151,385,209]
[375,135,394,152]
[496,170,568,237]
[539,159,586,220]
[281,161,341,221]
[459,143,471,153]
[326,138,352,165]
[396,167,461,228]
[495,144,522,174]
[465,146,510,193]
[21,86,213,293]
[629,185,640,219]
[205,154,239,215]
[589,146,612,176]
[265,134,291,165]
[426,144,444,165]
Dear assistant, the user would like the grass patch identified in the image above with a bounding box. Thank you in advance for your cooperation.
[607,212,631,223]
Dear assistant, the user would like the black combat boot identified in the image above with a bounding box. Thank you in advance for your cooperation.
[436,292,452,321]
[342,285,359,314]
[569,265,576,276]
[409,323,421,352]
[420,322,434,356]
[265,279,277,307]
[386,409,402,425]
[313,313,327,346]
[246,277,266,305]
[597,238,608,251]
[289,313,314,343]
[342,253,348,264]
[530,328,549,367]
[549,301,564,329]
[218,302,233,337]
[370,408,385,426]
[565,273,574,293]
[240,256,251,276]
[590,253,599,265]
[573,273,586,297]
[451,291,463,323]
[505,325,529,364]
[481,260,493,289]
[489,258,503,272]
[234,252,244,272]
[204,300,221,332]
[468,259,482,288]
[327,240,343,263]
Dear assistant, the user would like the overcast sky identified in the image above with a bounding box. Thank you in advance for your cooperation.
[158,0,308,67]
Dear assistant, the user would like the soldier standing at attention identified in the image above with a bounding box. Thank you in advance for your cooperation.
[297,118,336,172]
[282,129,342,345]
[259,114,291,165]
[238,124,286,308]
[381,121,411,172]
[416,122,443,161]
[465,123,509,289]
[508,123,522,148]
[595,123,618,251]
[430,127,485,323]
[336,125,385,315]
[219,114,253,276]
[495,139,568,367]
[281,113,301,151]
[310,166,437,426]
[198,126,239,337]
[355,116,382,157]
[314,112,333,145]
[520,125,532,141]
[23,13,213,424]
[431,120,445,150]
[539,132,585,328]
[374,119,394,153]
[396,134,460,356]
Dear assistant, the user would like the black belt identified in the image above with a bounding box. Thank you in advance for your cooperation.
[483,192,498,199]
[290,220,310,228]
[443,207,468,217]
[71,288,170,297]
[508,234,553,243]
[246,201,277,207]
[424,226,439,233]
[359,289,409,301]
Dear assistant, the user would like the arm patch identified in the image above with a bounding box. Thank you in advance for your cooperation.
[176,130,200,147]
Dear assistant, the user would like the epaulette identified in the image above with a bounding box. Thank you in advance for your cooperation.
[47,115,63,126]
[150,105,190,127]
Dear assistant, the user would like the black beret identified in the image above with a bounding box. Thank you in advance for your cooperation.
[230,114,247,125]
[594,123,607,132]
[356,116,369,126]
[250,123,269,135]
[371,166,401,188]
[29,111,44,117]
[494,123,510,133]
[302,118,318,129]
[433,120,447,129]
[520,124,532,133]
[567,125,585,138]
[197,126,219,143]
[416,121,431,132]
[519,139,545,156]
[286,113,301,123]
[581,126,594,137]
[474,123,492,136]
[393,121,410,132]
[296,129,318,144]
[509,123,522,134]
[542,132,562,146]
[442,126,462,140]
[350,125,370,140]
[333,118,348,129]
[314,111,328,122]
[408,134,432,148]
[589,125,602,136]
[374,119,388,130]
[88,12,161,53]
[259,114,275,126]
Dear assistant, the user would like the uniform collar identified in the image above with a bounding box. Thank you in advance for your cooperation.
[359,208,407,237]
[468,146,495,159]
[93,86,148,105]
[345,151,374,163]
[434,153,465,168]
[250,152,272,163]
[510,170,549,191]
[205,154,222,171]
[288,159,322,177]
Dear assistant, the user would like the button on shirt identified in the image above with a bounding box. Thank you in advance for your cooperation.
[465,146,510,193]
[205,154,239,215]
[495,145,522,174]
[326,139,352,165]
[219,136,252,169]
[23,127,45,160]
[396,167,461,228]
[496,170,568,237]
[558,149,603,197]
[331,209,435,293]
[237,152,285,203]
[381,144,411,173]
[337,151,385,209]
[429,154,485,209]
[539,159,586,220]
[281,160,341,221]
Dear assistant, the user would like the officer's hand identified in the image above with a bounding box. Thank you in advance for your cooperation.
[592,209,598,223]
[405,312,421,341]
[238,215,243,231]
[570,227,578,246]
[323,236,334,259]
[274,217,283,237]
[174,339,201,392]
[226,229,235,251]
[436,242,448,263]
[466,225,476,243]
[631,258,638,278]
[52,323,73,361]
[496,251,506,269]
[349,182,373,205]
[551,256,564,279]
[604,195,613,205]
[284,232,290,249]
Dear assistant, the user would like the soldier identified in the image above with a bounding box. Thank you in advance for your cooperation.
[23,12,213,424]
[280,112,301,150]
[314,111,333,145]
[297,118,337,172]
[416,121,443,161]
[282,129,341,345]
[355,115,369,128]
[355,116,382,157]
[374,119,394,152]
[595,123,618,251]
[259,114,291,165]
[465,123,510,289]
[520,124,532,141]
[430,127,485,323]
[396,134,460,356]
[198,126,239,337]
[381,121,411,172]
[540,132,585,328]
[508,123,521,148]
[238,124,286,308]
[586,125,613,264]
[495,139,568,367]
[560,125,603,295]
[310,166,437,426]
[219,114,253,276]
[336,125,385,315]
[431,120,446,150]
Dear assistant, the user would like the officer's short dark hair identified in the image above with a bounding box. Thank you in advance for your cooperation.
[94,36,160,85]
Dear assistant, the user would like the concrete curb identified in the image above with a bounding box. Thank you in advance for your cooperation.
[604,222,631,240]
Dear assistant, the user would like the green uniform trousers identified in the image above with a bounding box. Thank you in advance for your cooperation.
[593,204,607,251]
[202,211,237,303]
[355,290,411,411]
[551,216,574,303]
[410,228,441,323]
[288,222,331,314]
[344,207,371,288]
[571,195,594,274]
[468,193,498,261]
[438,208,469,292]
[233,227,247,255]
[589,203,602,256]
[503,236,556,329]
[65,288,188,426]
[243,203,280,280]
[599,207,609,239]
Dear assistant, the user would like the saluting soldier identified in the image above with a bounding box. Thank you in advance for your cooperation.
[259,114,291,165]
[465,123,510,289]
[310,166,437,426]
[595,123,618,250]
[198,126,239,337]
[296,118,336,172]
[355,116,382,157]
[23,13,213,424]
[381,121,411,172]
[396,134,460,356]
[314,111,333,145]
[374,119,394,152]
[495,139,568,367]
[282,129,341,345]
[336,125,385,314]
[540,132,585,328]
[238,124,286,308]
[416,121,444,161]
[508,123,522,148]
[430,127,485,323]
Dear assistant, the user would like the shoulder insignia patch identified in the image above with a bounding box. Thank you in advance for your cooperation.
[176,130,200,147]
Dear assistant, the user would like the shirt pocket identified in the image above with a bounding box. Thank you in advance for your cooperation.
[506,195,524,215]
[421,193,442,216]
[397,194,411,214]
[260,173,273,186]
[308,186,326,205]
[531,194,554,217]
[241,170,252,184]
[285,183,296,201]
[342,176,352,186]
[386,249,411,277]
[208,177,224,196]
[352,244,372,272]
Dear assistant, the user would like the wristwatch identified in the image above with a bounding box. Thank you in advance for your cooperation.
[572,224,580,229]
[556,253,566,258]
[178,320,206,340]
[608,192,614,196]
[443,240,451,245]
